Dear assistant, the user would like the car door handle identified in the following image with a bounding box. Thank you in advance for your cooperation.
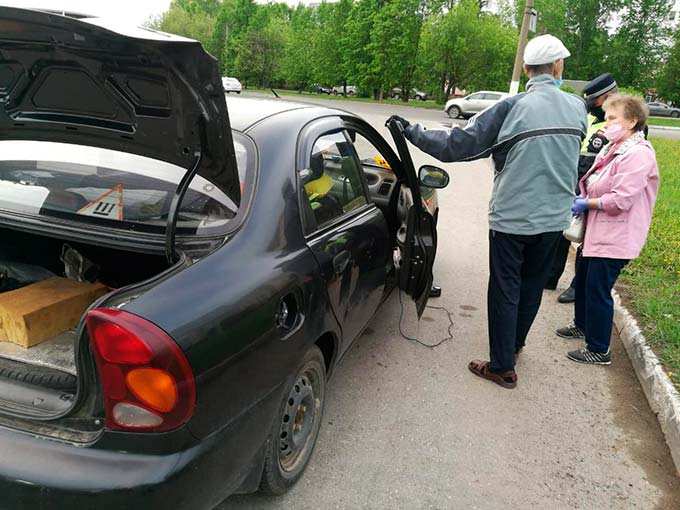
[333,250,351,275]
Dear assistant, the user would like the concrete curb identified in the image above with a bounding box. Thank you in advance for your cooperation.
[648,124,680,132]
[613,290,680,474]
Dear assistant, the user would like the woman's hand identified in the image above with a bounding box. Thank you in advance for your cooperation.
[571,197,588,215]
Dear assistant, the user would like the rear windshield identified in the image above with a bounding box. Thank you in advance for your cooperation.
[0,133,254,236]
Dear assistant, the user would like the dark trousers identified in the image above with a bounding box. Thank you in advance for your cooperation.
[488,230,562,372]
[547,241,584,290]
[546,235,572,289]
[573,256,628,353]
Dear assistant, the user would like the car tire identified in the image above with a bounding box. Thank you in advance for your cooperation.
[447,105,462,118]
[672,111,679,118]
[259,345,326,495]
[236,91,241,94]
[0,357,76,392]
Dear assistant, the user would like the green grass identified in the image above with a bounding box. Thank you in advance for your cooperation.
[619,138,680,386]
[647,116,680,128]
[243,87,445,110]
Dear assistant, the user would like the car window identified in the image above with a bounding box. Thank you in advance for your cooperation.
[0,131,254,236]
[304,132,367,228]
[483,93,501,100]
[467,93,484,100]
[350,131,398,201]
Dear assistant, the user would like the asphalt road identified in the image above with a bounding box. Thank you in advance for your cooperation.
[223,94,680,509]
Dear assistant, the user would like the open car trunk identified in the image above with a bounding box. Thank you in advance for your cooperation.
[0,6,243,424]
[0,225,172,418]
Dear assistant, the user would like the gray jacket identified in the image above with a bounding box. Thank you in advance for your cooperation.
[405,75,588,235]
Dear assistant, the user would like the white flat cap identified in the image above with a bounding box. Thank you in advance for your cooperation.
[524,34,571,65]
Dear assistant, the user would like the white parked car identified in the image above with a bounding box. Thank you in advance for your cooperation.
[445,91,508,119]
[222,76,242,94]
[332,85,357,96]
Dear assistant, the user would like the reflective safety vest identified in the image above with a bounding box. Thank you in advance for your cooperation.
[578,115,608,178]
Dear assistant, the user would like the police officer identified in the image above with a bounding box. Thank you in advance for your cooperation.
[547,74,618,303]
[388,35,587,388]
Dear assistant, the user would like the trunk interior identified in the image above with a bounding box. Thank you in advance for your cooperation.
[0,225,170,417]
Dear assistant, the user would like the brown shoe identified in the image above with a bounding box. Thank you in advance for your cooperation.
[468,359,517,389]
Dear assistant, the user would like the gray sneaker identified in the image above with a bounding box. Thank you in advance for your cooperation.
[556,323,585,340]
[567,347,611,365]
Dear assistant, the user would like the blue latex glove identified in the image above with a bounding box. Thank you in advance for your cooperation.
[571,197,588,215]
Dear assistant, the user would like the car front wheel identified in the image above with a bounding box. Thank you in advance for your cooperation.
[259,345,326,495]
[447,105,462,118]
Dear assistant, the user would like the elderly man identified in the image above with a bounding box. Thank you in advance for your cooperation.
[388,35,587,388]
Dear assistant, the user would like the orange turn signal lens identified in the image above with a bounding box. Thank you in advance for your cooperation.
[125,368,178,413]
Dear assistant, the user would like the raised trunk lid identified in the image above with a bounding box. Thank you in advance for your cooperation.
[0,7,240,217]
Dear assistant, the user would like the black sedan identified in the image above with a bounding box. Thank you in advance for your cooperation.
[0,7,448,509]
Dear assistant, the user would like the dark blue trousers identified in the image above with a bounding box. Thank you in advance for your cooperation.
[488,230,561,372]
[574,256,628,353]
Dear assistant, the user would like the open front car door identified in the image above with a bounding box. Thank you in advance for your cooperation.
[386,118,441,318]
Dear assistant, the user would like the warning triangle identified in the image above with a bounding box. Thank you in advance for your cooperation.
[77,184,124,220]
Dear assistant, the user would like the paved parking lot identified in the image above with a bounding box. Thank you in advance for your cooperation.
[224,94,680,509]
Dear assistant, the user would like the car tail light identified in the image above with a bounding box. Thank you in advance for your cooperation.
[86,308,195,432]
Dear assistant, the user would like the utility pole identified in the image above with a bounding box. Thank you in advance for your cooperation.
[509,0,535,96]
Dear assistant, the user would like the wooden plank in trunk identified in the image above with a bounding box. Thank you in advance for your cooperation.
[0,277,108,348]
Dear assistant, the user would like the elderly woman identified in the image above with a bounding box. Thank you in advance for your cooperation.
[556,94,659,364]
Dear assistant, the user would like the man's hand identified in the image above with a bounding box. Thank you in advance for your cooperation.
[386,115,410,129]
[571,197,588,215]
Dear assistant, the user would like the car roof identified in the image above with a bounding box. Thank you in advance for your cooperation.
[226,96,344,131]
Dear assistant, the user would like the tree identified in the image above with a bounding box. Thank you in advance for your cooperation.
[657,29,680,105]
[415,0,516,100]
[606,0,672,89]
[151,0,216,49]
[234,10,287,88]
[216,0,257,74]
[343,0,382,97]
[514,0,620,82]
[310,0,351,90]
[367,0,423,100]
[280,6,316,90]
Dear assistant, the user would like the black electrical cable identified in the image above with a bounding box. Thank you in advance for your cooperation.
[398,289,455,348]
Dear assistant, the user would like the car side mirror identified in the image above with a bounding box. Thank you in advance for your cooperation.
[418,165,449,189]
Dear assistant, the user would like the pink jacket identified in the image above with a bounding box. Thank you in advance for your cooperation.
[579,135,659,260]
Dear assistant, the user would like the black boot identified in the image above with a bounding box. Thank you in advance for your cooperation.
[429,285,442,298]
[557,286,576,303]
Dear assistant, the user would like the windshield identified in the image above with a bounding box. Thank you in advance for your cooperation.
[0,133,254,236]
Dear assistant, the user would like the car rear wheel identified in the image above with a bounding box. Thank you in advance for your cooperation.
[672,111,679,118]
[260,345,326,495]
[447,105,461,118]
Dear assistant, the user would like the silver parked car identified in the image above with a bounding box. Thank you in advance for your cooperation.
[647,101,680,118]
[445,91,508,119]
[331,85,357,96]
